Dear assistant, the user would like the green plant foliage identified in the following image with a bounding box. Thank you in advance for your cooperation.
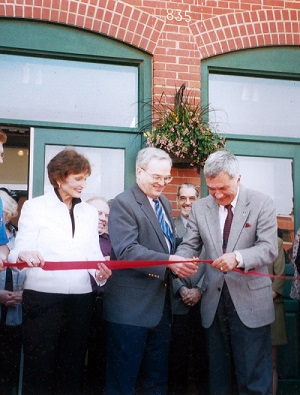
[143,84,226,169]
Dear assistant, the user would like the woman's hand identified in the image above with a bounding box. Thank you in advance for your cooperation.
[95,262,112,282]
[17,251,45,267]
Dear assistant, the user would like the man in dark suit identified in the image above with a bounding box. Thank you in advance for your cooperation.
[103,147,198,395]
[169,182,209,394]
[176,150,278,395]
[174,182,199,246]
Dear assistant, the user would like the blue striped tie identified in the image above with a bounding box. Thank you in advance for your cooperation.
[153,198,174,250]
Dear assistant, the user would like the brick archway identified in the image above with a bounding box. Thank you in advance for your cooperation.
[0,0,163,54]
[191,9,300,59]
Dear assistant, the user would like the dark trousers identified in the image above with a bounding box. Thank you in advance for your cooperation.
[84,293,106,395]
[105,295,172,395]
[22,290,93,395]
[207,283,272,395]
[168,305,209,395]
[0,323,22,395]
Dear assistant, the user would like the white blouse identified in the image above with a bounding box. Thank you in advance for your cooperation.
[8,188,104,294]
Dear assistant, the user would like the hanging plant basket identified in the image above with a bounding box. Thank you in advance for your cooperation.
[141,83,226,170]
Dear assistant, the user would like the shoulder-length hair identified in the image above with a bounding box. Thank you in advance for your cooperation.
[47,148,91,188]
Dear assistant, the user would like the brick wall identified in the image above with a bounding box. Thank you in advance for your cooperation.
[0,0,299,213]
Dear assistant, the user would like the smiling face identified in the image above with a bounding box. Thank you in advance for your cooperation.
[136,157,172,199]
[58,172,89,204]
[88,199,110,235]
[177,186,198,219]
[205,171,240,207]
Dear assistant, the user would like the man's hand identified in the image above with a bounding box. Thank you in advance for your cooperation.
[0,290,15,305]
[0,289,23,308]
[5,292,22,308]
[180,287,202,306]
[167,255,198,278]
[211,252,238,273]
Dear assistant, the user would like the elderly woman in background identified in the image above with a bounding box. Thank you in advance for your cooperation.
[8,148,112,395]
[0,188,18,249]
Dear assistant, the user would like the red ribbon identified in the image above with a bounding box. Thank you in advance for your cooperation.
[3,259,299,281]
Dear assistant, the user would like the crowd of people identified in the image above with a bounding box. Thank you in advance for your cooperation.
[0,132,293,395]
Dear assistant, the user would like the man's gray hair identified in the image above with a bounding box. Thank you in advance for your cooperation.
[177,183,199,198]
[136,147,172,170]
[204,150,240,179]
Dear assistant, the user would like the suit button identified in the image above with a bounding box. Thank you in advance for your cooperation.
[218,287,221,292]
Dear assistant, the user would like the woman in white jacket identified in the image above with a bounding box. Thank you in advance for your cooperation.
[9,148,112,395]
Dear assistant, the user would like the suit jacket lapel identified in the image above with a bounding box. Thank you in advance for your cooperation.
[132,183,170,253]
[227,185,250,252]
[206,197,223,257]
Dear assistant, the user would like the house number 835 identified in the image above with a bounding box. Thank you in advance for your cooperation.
[166,9,192,23]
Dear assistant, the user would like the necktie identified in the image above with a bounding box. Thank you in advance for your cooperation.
[222,204,233,253]
[1,267,13,324]
[153,198,174,250]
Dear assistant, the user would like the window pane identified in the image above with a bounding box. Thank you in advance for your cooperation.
[209,74,300,138]
[0,54,138,128]
[44,145,124,201]
[237,156,294,251]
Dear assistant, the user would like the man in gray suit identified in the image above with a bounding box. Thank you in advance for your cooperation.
[176,150,278,395]
[103,147,198,395]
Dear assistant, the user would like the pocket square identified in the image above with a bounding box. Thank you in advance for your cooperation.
[245,223,251,228]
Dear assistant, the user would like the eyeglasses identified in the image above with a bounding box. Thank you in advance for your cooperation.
[178,196,197,202]
[141,168,173,184]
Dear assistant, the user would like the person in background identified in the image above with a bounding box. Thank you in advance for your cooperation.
[0,130,10,270]
[87,196,111,259]
[169,182,208,394]
[103,147,198,395]
[176,150,278,395]
[0,188,25,395]
[269,232,288,395]
[8,148,112,395]
[290,228,300,301]
[85,196,112,395]
[174,182,199,246]
[0,188,19,249]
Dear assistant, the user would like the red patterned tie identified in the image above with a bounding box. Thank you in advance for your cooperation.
[223,204,233,253]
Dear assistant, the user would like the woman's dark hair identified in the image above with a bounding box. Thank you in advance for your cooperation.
[47,148,91,188]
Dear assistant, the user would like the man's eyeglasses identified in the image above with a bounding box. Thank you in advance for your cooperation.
[141,168,173,184]
[178,196,197,202]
